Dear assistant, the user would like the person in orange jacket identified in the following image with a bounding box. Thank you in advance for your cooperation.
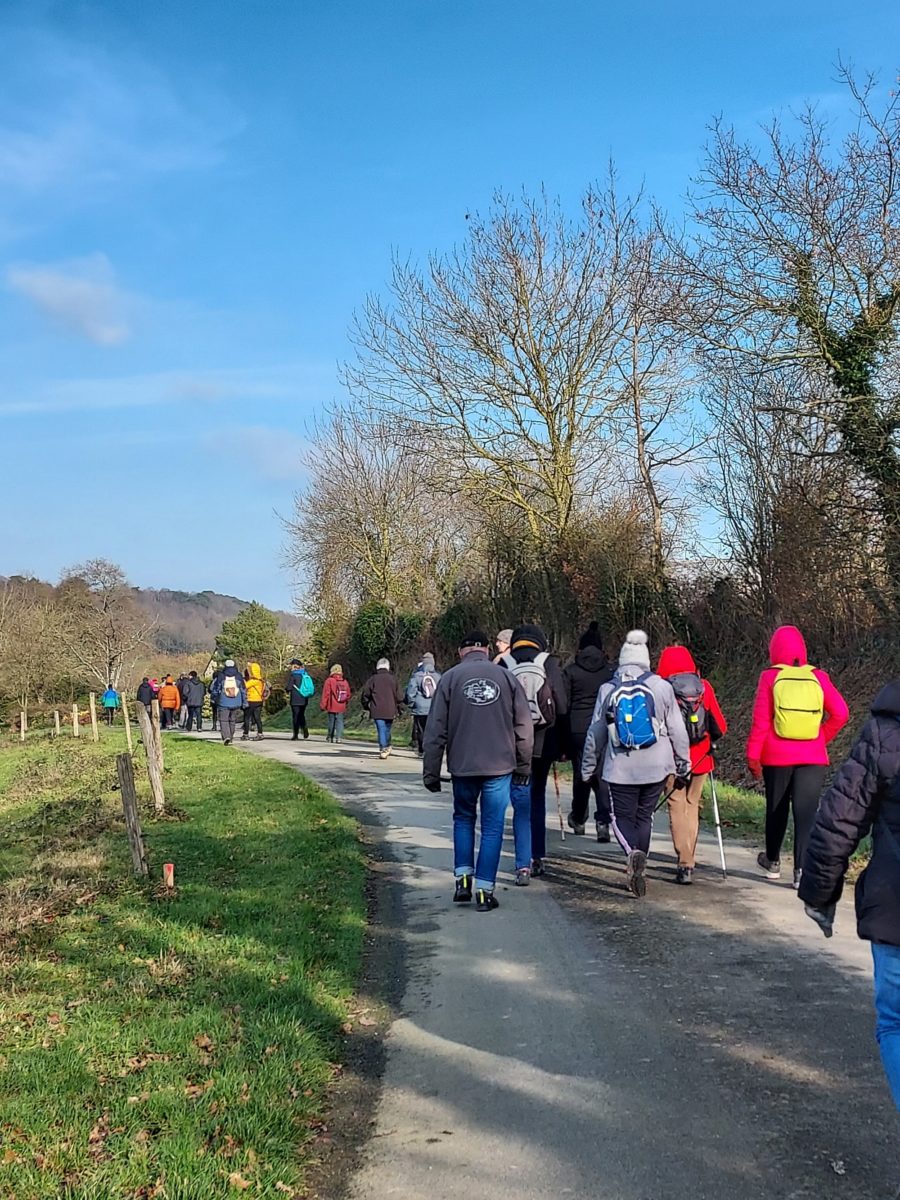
[657,645,728,884]
[158,675,181,730]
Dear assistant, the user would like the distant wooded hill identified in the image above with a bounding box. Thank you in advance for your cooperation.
[134,589,303,655]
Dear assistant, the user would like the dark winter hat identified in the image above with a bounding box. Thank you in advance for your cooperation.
[290,658,302,666]
[511,624,548,652]
[459,630,490,649]
[578,621,604,650]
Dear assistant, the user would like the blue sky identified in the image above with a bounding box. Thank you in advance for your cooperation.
[1,0,897,609]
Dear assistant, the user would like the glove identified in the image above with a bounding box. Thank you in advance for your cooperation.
[804,902,835,938]
[673,776,689,791]
[423,776,442,793]
[512,773,531,788]
[747,758,762,780]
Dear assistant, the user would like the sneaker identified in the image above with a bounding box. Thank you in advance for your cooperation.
[291,734,299,741]
[530,858,545,878]
[378,748,389,760]
[792,868,802,890]
[453,875,472,903]
[303,729,310,740]
[567,813,586,836]
[757,851,782,880]
[475,888,499,912]
[223,739,232,746]
[595,821,611,843]
[241,734,249,741]
[675,865,693,885]
[627,850,648,897]
[515,867,531,887]
[255,734,264,741]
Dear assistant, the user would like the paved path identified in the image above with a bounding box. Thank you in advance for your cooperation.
[202,732,897,1199]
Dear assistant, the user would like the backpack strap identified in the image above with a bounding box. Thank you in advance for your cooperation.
[535,652,549,668]
[501,652,516,670]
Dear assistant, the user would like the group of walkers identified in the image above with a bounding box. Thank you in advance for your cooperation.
[136,671,210,732]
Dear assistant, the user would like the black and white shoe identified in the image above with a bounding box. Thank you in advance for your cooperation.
[595,821,611,843]
[567,813,586,835]
[475,888,499,912]
[627,850,648,897]
[530,858,545,878]
[453,875,472,903]
[757,851,781,881]
[675,866,693,885]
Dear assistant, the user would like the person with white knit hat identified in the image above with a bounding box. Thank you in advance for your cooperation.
[581,630,691,897]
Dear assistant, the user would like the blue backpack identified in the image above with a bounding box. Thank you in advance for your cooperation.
[607,672,658,751]
[294,670,315,700]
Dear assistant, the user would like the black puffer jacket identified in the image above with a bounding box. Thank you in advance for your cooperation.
[564,647,614,737]
[799,680,900,945]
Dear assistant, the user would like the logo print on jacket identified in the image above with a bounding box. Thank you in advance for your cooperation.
[463,678,500,706]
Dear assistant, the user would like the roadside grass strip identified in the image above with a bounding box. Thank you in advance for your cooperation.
[0,735,366,1199]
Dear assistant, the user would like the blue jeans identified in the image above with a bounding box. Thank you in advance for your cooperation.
[873,943,900,1112]
[510,780,533,870]
[452,775,511,891]
[327,712,345,740]
[374,718,393,749]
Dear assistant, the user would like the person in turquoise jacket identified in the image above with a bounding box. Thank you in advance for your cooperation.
[101,686,120,726]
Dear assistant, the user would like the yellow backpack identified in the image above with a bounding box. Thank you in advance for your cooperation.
[772,664,824,740]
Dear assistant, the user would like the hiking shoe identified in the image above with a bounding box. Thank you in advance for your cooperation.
[453,874,472,903]
[530,858,545,878]
[675,866,694,885]
[255,734,264,741]
[223,739,232,746]
[595,821,611,843]
[515,867,531,887]
[792,868,802,890]
[378,748,389,760]
[627,850,648,897]
[475,888,499,912]
[241,734,249,741]
[567,813,586,836]
[303,729,310,740]
[757,852,782,880]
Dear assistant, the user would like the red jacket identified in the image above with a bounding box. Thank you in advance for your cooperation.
[320,674,351,714]
[657,645,727,774]
[746,626,849,768]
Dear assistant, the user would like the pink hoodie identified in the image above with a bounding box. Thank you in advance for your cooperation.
[746,626,849,768]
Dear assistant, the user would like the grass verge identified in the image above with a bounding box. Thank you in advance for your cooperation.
[0,732,366,1199]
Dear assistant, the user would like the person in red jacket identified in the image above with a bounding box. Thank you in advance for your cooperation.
[746,625,849,887]
[320,664,351,743]
[657,645,728,884]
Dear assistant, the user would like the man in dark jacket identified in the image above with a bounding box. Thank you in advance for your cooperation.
[563,621,614,840]
[501,623,569,881]
[799,680,900,1113]
[184,671,206,732]
[423,630,534,911]
[287,660,314,740]
[136,678,154,711]
[361,658,404,759]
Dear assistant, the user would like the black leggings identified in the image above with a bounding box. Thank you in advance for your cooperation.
[763,764,827,866]
[243,702,263,735]
[292,705,308,737]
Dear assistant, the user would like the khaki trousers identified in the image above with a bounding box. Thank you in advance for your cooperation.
[666,772,706,868]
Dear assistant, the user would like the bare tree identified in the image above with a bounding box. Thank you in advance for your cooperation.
[0,580,63,711]
[57,559,157,689]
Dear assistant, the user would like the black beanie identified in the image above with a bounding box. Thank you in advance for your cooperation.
[510,624,548,652]
[459,629,490,649]
[578,621,604,650]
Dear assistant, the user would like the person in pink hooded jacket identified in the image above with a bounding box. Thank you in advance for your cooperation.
[746,625,849,887]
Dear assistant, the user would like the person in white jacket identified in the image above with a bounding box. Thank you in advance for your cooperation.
[582,630,690,897]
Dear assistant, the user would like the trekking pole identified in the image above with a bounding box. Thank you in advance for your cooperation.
[552,764,566,841]
[709,769,728,879]
[655,772,694,814]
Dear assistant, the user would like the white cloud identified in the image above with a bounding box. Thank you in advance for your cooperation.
[203,426,311,482]
[0,29,242,207]
[7,253,132,345]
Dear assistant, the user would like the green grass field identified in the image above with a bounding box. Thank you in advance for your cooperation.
[0,731,366,1199]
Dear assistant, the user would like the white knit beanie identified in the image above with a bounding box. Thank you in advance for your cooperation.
[618,629,651,670]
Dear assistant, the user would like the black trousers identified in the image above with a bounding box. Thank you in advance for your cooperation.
[569,730,612,826]
[763,764,827,866]
[104,708,116,725]
[609,781,663,856]
[291,704,308,738]
[211,702,218,730]
[161,707,178,729]
[185,705,203,731]
[244,702,264,736]
[412,714,428,752]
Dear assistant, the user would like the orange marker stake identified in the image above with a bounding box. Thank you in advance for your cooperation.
[163,863,175,889]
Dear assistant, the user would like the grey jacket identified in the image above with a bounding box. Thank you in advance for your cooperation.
[582,666,691,785]
[405,666,442,716]
[423,651,534,780]
[184,678,206,707]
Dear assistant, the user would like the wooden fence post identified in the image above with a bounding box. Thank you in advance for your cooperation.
[53,710,61,738]
[150,699,164,771]
[122,698,133,755]
[135,704,166,815]
[89,693,99,742]
[72,704,80,737]
[19,709,26,742]
[116,753,149,876]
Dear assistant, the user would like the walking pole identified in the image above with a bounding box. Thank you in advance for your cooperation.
[552,764,566,842]
[709,769,728,879]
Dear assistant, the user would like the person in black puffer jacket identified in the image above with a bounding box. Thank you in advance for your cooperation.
[502,623,568,881]
[563,622,614,841]
[799,679,900,1114]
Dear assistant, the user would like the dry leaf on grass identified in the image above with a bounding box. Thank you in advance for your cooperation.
[228,1171,252,1190]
